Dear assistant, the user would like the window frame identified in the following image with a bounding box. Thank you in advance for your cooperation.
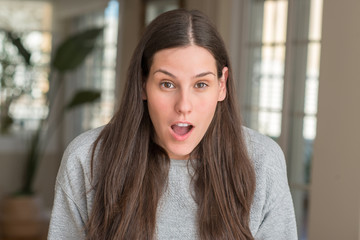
[232,0,323,239]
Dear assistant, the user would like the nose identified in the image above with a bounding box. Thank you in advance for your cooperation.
[174,89,192,115]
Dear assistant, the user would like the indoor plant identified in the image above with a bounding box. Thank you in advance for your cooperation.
[0,27,103,238]
[0,30,32,134]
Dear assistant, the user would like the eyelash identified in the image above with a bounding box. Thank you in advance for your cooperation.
[159,81,209,89]
[160,82,175,89]
[195,82,208,89]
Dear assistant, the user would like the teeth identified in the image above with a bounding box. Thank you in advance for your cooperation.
[176,123,190,127]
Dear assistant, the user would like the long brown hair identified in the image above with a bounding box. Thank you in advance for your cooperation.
[86,9,256,239]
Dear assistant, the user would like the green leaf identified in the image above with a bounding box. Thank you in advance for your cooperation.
[66,90,101,110]
[52,27,103,72]
[6,32,31,66]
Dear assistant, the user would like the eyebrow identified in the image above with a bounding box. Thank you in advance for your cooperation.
[153,69,216,79]
[153,69,176,78]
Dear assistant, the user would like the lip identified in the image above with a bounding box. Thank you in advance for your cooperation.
[170,121,194,141]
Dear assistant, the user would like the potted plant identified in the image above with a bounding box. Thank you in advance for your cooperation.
[0,27,103,239]
[0,31,32,134]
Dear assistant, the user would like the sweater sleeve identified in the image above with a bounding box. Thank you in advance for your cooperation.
[254,190,297,240]
[48,181,87,239]
[254,141,297,240]
[48,128,100,239]
[245,128,298,240]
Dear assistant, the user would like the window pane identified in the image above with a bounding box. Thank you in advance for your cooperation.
[69,0,119,131]
[263,1,288,44]
[0,1,52,32]
[261,46,285,77]
[304,77,319,116]
[306,42,321,78]
[244,1,323,239]
[309,0,323,40]
[303,115,317,140]
[0,2,52,133]
[303,42,321,139]
[245,1,287,139]
[258,76,283,111]
[258,111,282,137]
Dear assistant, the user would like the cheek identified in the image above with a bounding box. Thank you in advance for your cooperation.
[147,96,171,124]
[196,97,218,120]
[148,95,170,111]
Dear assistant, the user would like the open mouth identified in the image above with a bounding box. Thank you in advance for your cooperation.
[171,123,194,136]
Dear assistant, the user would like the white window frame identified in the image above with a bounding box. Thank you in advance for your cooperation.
[231,1,323,239]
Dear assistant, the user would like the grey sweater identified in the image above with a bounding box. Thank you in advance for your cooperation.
[48,127,297,239]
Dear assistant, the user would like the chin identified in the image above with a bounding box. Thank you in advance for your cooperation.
[163,139,200,160]
[168,148,192,160]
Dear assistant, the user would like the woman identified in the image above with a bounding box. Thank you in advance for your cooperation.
[48,9,297,240]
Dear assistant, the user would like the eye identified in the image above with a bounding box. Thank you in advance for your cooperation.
[160,81,175,89]
[195,82,208,89]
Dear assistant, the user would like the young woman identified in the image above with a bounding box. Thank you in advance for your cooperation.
[48,9,297,240]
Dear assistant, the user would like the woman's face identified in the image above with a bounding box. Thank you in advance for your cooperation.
[144,45,228,160]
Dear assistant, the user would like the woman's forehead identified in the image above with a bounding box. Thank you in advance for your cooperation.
[150,45,217,74]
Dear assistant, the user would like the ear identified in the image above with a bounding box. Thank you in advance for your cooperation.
[218,67,228,102]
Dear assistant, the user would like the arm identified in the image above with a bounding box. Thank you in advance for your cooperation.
[48,181,87,239]
[254,188,297,240]
[245,127,298,240]
[254,142,298,240]
[48,129,99,239]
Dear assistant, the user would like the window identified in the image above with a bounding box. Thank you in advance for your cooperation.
[0,1,52,134]
[64,0,119,136]
[240,0,323,239]
[243,0,288,139]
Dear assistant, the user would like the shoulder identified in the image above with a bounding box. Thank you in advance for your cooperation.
[242,127,297,238]
[50,127,105,231]
[242,127,288,195]
[63,126,104,161]
[242,127,290,215]
[56,126,104,189]
[242,126,286,175]
[242,127,288,218]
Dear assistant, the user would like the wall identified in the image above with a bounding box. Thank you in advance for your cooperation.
[308,0,360,239]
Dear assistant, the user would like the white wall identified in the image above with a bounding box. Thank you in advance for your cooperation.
[308,0,360,239]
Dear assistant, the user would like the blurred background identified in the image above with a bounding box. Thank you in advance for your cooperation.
[0,0,359,239]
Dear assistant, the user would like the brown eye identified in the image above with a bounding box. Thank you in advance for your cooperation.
[195,82,208,89]
[160,82,175,89]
